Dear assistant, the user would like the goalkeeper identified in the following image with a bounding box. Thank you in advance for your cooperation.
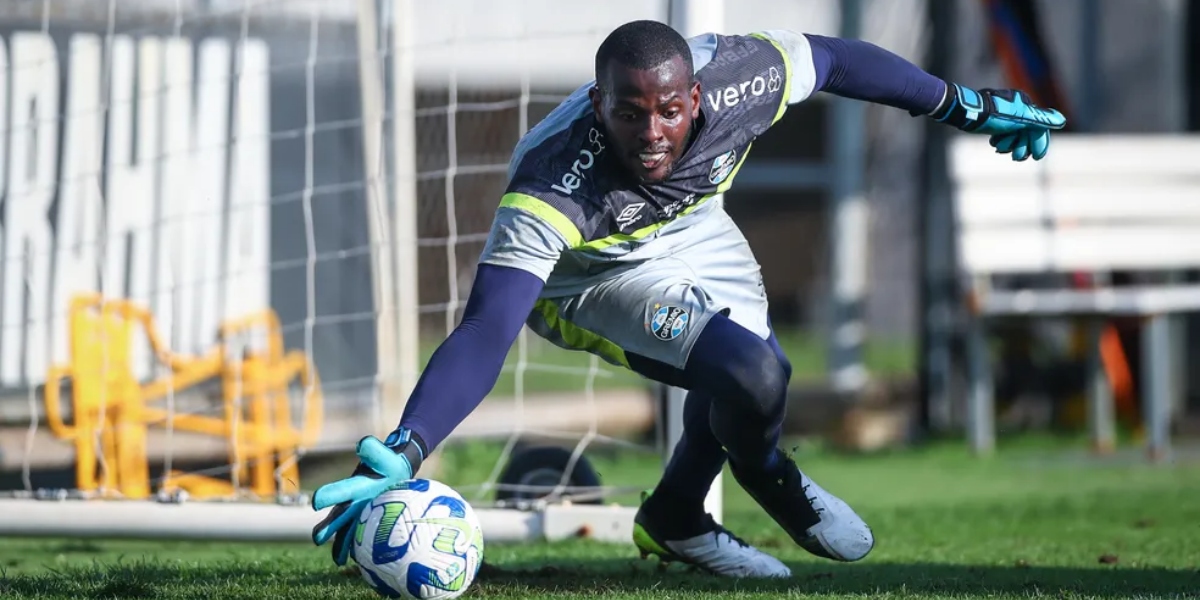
[313,20,1065,577]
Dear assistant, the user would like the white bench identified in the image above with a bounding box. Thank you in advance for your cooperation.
[950,134,1200,460]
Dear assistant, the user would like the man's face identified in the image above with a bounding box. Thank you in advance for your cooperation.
[590,55,700,184]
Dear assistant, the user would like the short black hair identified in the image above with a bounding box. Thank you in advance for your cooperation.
[594,20,694,86]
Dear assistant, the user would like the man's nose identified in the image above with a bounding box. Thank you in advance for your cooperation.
[638,117,664,144]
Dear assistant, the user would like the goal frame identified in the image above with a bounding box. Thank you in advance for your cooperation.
[0,0,725,547]
[0,495,637,544]
[360,0,728,541]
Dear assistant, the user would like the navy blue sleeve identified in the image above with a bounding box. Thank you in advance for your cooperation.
[804,33,946,115]
[398,263,544,453]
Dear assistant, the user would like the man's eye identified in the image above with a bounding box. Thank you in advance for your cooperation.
[663,109,680,119]
[618,112,638,121]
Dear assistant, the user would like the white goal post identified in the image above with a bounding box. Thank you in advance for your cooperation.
[0,496,636,544]
[664,0,725,524]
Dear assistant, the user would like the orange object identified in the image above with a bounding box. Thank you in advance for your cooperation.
[1099,324,1134,408]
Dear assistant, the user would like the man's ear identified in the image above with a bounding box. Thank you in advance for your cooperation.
[690,81,701,118]
[589,85,604,123]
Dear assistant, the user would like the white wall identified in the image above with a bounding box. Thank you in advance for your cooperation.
[176,0,844,87]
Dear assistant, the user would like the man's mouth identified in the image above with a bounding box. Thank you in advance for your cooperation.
[637,151,669,170]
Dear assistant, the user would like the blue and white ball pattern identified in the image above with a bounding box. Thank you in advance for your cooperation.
[352,479,484,599]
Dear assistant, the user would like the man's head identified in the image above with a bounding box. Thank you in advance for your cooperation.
[590,20,700,184]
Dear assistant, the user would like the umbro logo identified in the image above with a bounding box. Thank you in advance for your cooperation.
[615,202,645,230]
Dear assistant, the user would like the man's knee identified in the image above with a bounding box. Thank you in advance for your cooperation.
[686,315,788,422]
[723,336,789,421]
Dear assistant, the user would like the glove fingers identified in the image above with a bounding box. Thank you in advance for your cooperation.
[312,437,404,510]
[992,133,1019,154]
[1030,128,1051,160]
[1037,107,1067,130]
[312,500,356,545]
[357,436,412,474]
[1012,130,1032,160]
[1011,132,1031,162]
[332,525,354,566]
[330,499,369,565]
[312,474,387,510]
[313,434,417,568]
[360,436,416,483]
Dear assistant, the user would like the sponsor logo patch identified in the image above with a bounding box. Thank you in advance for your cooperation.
[648,304,689,341]
[708,150,737,185]
[550,127,605,196]
[704,66,783,112]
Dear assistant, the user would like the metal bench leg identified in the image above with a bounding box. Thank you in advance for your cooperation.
[1086,318,1115,454]
[1140,314,1172,462]
[966,317,994,455]
[1169,312,1187,425]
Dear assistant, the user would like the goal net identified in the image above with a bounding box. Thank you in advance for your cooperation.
[0,0,698,544]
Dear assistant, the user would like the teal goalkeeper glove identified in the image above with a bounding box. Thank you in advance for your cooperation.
[926,83,1067,161]
[311,427,425,566]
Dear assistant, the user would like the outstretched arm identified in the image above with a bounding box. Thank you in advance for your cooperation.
[397,262,543,455]
[759,29,1066,161]
[309,262,542,565]
[311,201,568,565]
[804,34,947,115]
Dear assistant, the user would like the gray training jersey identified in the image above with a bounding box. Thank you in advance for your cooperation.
[479,30,820,298]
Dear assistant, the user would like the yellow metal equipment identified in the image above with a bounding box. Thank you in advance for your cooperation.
[43,293,323,500]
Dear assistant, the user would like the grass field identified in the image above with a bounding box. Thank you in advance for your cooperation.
[2,437,1198,599]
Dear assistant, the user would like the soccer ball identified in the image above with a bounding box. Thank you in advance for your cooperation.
[352,479,485,599]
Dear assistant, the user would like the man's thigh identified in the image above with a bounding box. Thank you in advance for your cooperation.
[673,216,772,342]
[528,226,770,371]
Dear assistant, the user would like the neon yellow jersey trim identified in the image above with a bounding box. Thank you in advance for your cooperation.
[749,32,793,124]
[533,299,629,367]
[499,192,584,248]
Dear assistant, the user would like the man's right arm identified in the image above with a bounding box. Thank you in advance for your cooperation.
[393,200,573,456]
[310,195,577,564]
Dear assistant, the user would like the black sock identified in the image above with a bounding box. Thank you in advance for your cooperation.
[655,390,727,505]
[641,487,713,539]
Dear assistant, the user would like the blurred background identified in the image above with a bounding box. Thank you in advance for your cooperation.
[0,0,1196,523]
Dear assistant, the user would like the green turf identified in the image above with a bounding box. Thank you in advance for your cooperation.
[2,437,1198,599]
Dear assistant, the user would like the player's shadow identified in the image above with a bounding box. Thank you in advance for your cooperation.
[0,561,361,599]
[476,557,1200,598]
[1,555,1196,598]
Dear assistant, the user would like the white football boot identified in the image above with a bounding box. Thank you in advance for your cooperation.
[731,450,874,562]
[633,493,791,578]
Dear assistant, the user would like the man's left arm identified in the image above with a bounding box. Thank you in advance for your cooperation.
[757,30,1066,161]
